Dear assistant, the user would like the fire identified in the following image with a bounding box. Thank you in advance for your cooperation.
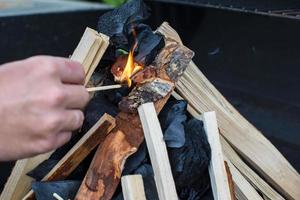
[113,28,143,87]
[119,49,143,87]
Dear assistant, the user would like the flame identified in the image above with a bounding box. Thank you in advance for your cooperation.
[117,29,143,87]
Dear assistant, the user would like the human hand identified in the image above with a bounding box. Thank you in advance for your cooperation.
[0,56,89,160]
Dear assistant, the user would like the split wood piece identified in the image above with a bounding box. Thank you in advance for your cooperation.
[202,111,232,200]
[121,175,146,200]
[224,161,236,200]
[138,102,178,200]
[158,22,300,200]
[22,114,115,200]
[221,137,285,200]
[75,24,194,200]
[224,156,264,200]
[70,27,109,86]
[87,84,122,92]
[0,153,52,200]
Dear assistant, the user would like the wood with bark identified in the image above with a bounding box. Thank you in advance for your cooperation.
[75,26,194,200]
[158,22,300,200]
[121,175,146,200]
[22,114,115,200]
[138,102,178,200]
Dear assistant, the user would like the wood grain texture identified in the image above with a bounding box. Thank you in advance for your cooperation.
[22,114,115,200]
[138,103,178,200]
[158,22,300,200]
[0,153,51,200]
[221,137,285,200]
[202,112,232,200]
[121,175,146,200]
[224,156,264,200]
[70,27,109,86]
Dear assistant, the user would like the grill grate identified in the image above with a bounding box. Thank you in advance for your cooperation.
[150,0,300,19]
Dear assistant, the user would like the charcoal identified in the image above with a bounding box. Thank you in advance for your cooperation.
[27,159,57,181]
[134,164,159,200]
[81,93,119,133]
[97,0,149,48]
[122,141,147,175]
[168,118,211,197]
[131,24,165,66]
[159,100,187,148]
[32,180,80,200]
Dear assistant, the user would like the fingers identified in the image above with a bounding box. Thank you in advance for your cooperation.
[60,110,84,132]
[61,84,90,109]
[53,131,73,149]
[29,56,85,84]
[51,57,85,84]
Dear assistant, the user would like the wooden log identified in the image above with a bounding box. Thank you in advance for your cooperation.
[75,25,194,200]
[22,114,115,200]
[224,156,264,200]
[202,111,232,200]
[0,153,52,200]
[121,175,146,200]
[70,27,109,86]
[221,137,285,200]
[158,22,300,200]
[138,102,178,200]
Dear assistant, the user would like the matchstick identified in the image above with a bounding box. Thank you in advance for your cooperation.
[86,84,123,92]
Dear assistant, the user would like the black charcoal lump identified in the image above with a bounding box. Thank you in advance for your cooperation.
[97,0,164,65]
[32,180,80,200]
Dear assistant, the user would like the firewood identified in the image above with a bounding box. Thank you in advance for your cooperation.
[121,175,146,200]
[158,22,300,200]
[221,137,285,200]
[224,161,236,200]
[22,114,115,200]
[75,24,194,200]
[138,102,178,200]
[202,111,232,200]
[70,27,109,86]
[224,156,264,200]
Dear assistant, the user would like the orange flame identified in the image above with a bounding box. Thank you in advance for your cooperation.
[118,29,143,87]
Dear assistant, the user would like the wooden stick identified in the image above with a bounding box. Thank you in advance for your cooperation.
[0,153,52,200]
[224,156,264,200]
[87,84,122,92]
[138,102,178,200]
[221,137,285,200]
[22,114,115,200]
[202,111,232,200]
[70,27,109,86]
[158,22,300,200]
[121,175,146,200]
